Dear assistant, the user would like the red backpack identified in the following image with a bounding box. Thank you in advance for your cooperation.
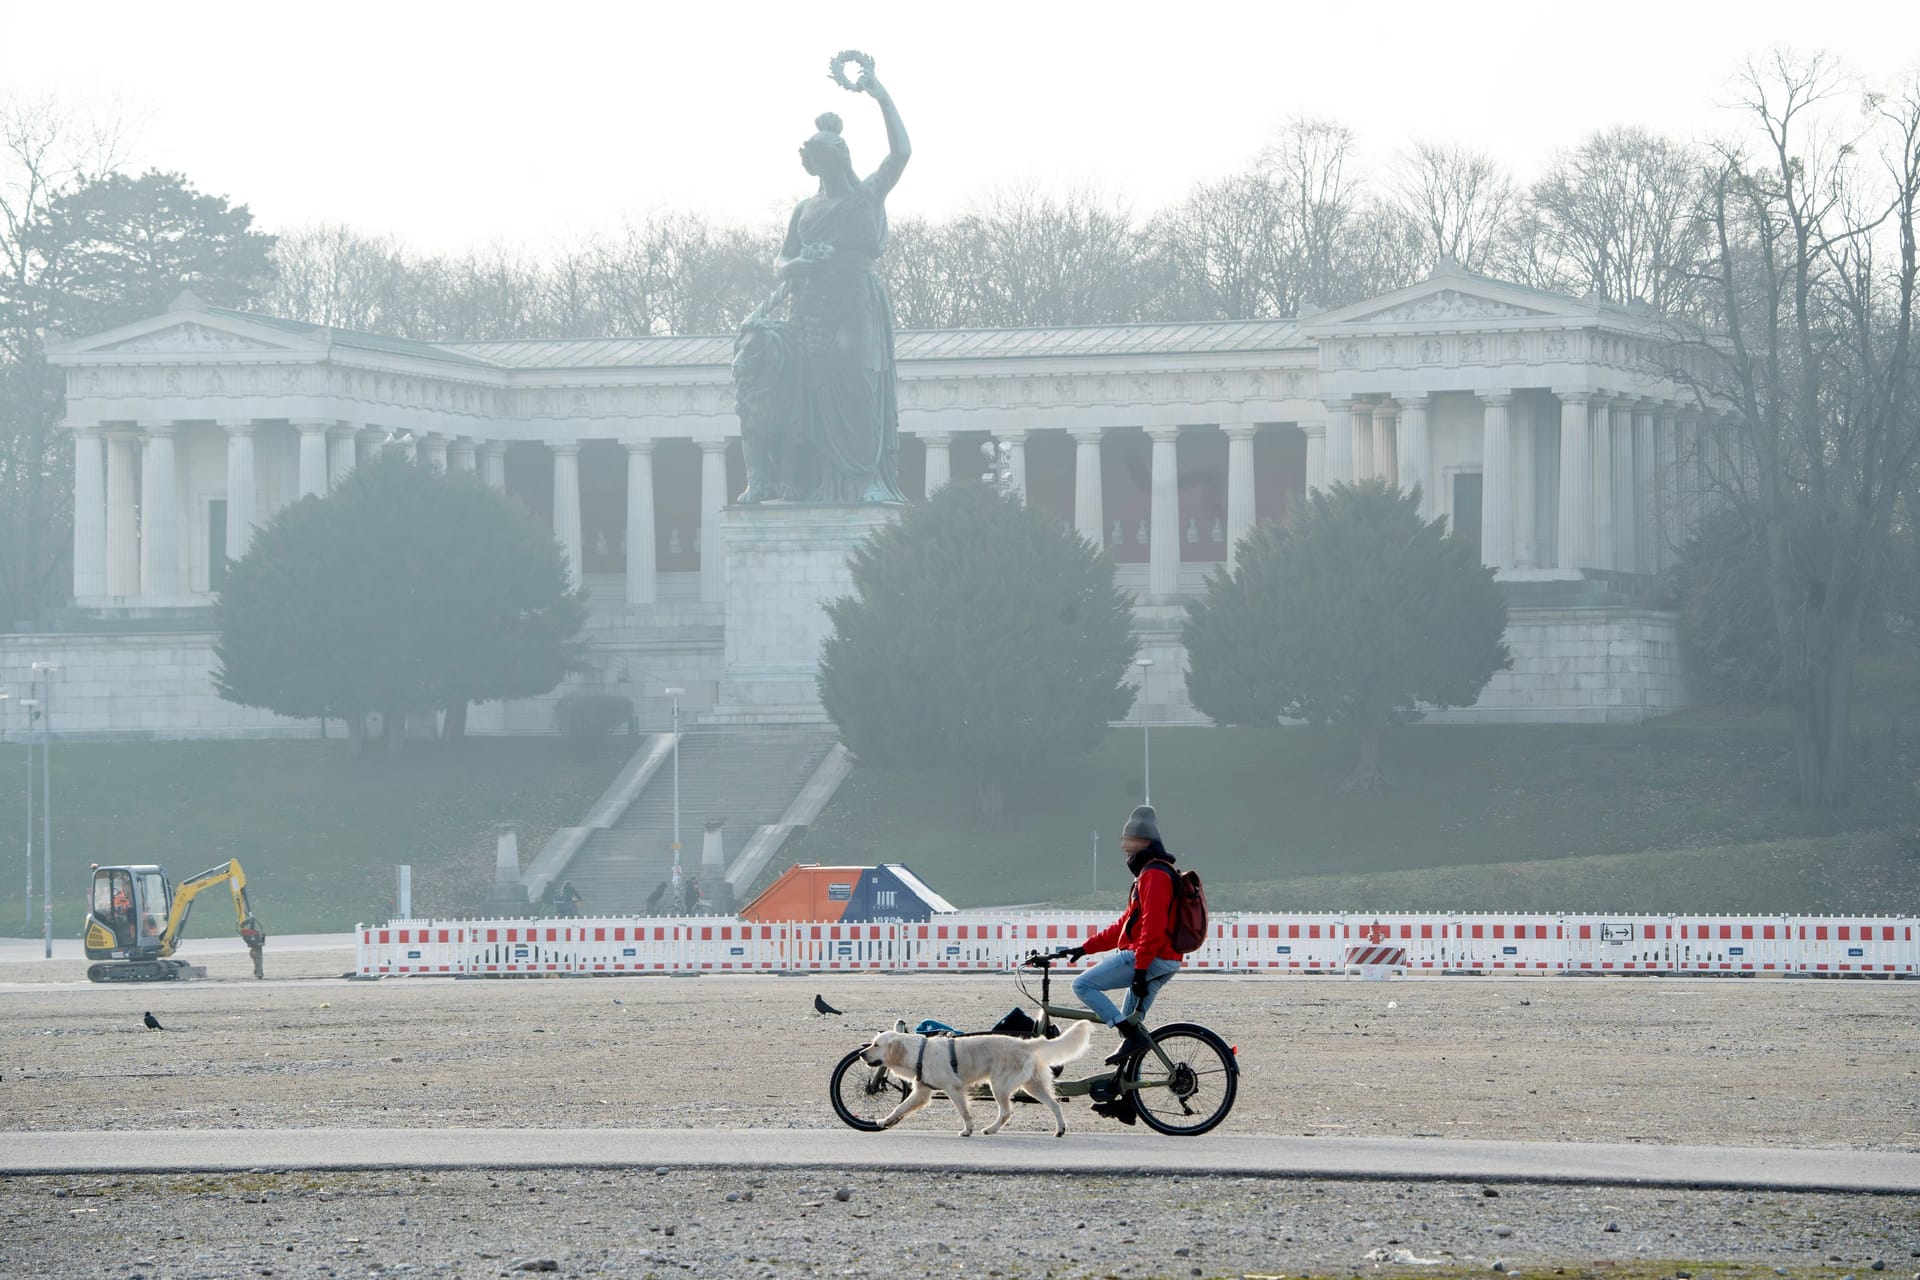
[1149,860,1209,954]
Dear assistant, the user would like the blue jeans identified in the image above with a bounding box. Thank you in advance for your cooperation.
[1072,950,1181,1026]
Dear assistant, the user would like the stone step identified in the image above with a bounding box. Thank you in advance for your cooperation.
[553,728,839,914]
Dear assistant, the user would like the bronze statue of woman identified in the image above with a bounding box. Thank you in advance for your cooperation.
[762,58,910,504]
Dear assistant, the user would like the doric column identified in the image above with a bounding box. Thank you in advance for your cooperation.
[1223,424,1257,568]
[1303,423,1326,494]
[450,438,478,474]
[220,420,257,563]
[1590,395,1615,572]
[421,433,448,473]
[1708,416,1735,510]
[920,431,951,496]
[1655,407,1680,571]
[139,422,180,597]
[1147,426,1182,600]
[328,426,358,488]
[699,438,729,604]
[997,428,1028,500]
[1633,401,1658,574]
[1610,398,1637,572]
[296,421,330,499]
[1672,412,1698,535]
[105,430,139,598]
[359,427,386,466]
[1372,401,1398,487]
[1322,399,1354,486]
[1352,401,1375,482]
[1555,392,1595,571]
[1512,402,1538,568]
[1479,391,1515,571]
[70,424,107,601]
[624,441,657,606]
[551,441,583,586]
[1397,395,1431,516]
[479,441,507,491]
[1068,427,1104,545]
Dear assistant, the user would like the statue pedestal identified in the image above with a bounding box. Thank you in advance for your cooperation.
[707,503,901,726]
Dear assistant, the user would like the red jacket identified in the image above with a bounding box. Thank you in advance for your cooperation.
[1083,861,1181,969]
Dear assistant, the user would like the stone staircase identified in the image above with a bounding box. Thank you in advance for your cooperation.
[556,727,840,914]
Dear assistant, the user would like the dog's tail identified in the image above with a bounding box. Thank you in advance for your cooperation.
[1032,1019,1095,1067]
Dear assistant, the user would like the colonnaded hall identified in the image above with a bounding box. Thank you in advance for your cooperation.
[8,261,1737,742]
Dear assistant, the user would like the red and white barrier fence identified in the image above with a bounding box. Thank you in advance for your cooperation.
[356,912,1919,978]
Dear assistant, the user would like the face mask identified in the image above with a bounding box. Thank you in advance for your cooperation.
[1125,845,1154,877]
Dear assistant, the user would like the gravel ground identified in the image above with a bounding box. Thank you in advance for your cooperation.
[2,953,1917,1277]
[6,1167,1918,1280]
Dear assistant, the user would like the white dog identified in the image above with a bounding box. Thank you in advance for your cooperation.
[859,1020,1092,1137]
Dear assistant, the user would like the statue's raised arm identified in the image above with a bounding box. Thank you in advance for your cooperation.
[857,64,910,197]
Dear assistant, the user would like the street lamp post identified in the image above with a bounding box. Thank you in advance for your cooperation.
[0,691,15,933]
[1135,657,1154,806]
[663,687,685,880]
[20,696,36,935]
[32,663,56,958]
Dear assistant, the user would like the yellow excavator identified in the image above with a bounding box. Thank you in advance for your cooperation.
[82,861,266,983]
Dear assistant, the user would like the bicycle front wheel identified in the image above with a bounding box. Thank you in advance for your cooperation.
[1127,1022,1238,1136]
[829,1046,910,1132]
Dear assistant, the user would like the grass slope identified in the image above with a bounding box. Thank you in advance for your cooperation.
[779,659,1920,916]
[3,662,1917,934]
[0,739,626,936]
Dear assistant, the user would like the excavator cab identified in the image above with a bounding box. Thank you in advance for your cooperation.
[83,861,265,983]
[84,865,170,958]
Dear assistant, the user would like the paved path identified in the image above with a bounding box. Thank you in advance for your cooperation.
[4,1129,1912,1194]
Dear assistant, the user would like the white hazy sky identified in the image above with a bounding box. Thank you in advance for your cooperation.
[11,0,1919,256]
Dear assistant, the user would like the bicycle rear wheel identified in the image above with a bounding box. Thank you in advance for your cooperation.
[1126,1022,1238,1136]
[829,1046,911,1132]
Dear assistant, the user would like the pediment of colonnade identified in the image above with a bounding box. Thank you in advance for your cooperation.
[1302,262,1680,401]
[47,293,511,432]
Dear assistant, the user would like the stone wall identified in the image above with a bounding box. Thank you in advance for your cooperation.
[0,631,310,740]
[0,570,728,742]
[1428,606,1687,725]
[0,571,1687,740]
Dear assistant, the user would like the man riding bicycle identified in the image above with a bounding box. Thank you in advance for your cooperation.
[1056,805,1182,1066]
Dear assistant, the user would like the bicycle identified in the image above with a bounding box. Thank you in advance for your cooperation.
[829,948,1239,1136]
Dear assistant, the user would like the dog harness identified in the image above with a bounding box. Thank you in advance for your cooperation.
[912,1032,959,1079]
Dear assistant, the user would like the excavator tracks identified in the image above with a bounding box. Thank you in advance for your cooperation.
[87,959,195,983]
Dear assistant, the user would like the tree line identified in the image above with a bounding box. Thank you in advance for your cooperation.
[257,118,1716,339]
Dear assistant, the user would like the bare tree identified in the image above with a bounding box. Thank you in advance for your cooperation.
[1390,140,1522,274]
[0,97,128,622]
[1257,116,1368,310]
[1530,125,1711,309]
[941,183,1146,328]
[261,223,416,333]
[1667,54,1920,805]
[1145,172,1289,321]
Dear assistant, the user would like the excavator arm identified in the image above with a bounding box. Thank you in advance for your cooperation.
[160,860,267,978]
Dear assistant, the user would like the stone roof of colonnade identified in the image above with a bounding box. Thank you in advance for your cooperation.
[444,318,1308,370]
[59,301,1310,375]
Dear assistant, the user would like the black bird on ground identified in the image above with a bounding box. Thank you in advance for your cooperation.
[142,1011,163,1031]
[813,994,843,1016]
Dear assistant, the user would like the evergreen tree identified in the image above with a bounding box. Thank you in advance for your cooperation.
[213,453,587,751]
[1185,480,1510,789]
[819,482,1137,814]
